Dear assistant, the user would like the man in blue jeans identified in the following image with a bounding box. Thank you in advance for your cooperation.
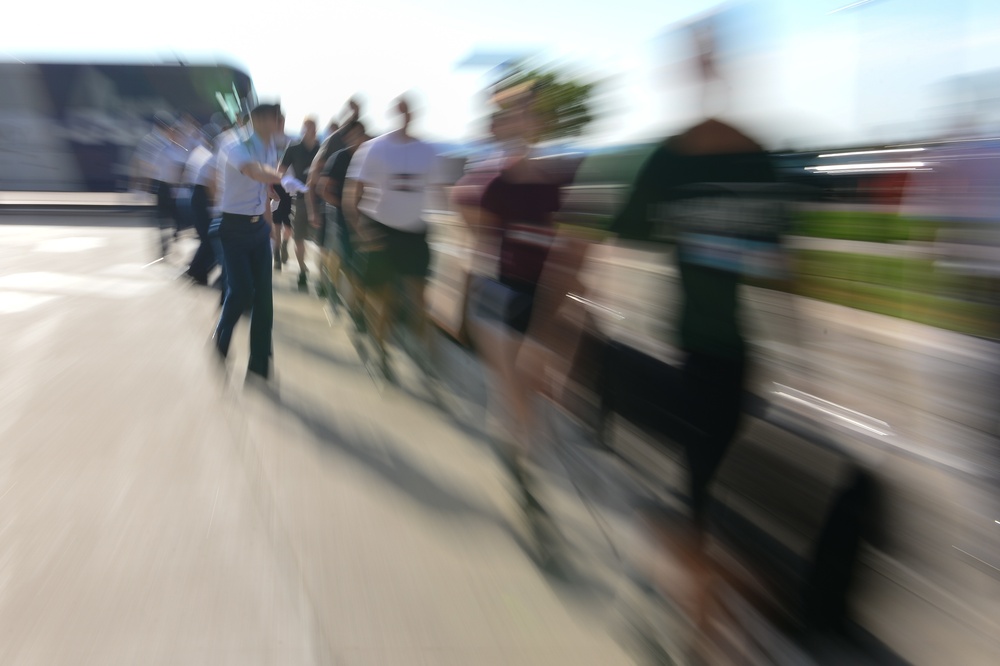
[213,103,285,380]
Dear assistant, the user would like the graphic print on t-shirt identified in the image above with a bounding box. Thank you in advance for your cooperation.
[389,173,422,193]
[651,183,790,280]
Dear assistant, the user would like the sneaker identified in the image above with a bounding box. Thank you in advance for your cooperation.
[244,367,280,401]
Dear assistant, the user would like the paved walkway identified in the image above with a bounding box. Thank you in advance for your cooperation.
[0,223,634,665]
[4,220,1000,665]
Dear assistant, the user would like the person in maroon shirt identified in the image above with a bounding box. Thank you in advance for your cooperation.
[466,97,576,567]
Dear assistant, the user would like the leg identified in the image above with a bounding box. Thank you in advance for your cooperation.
[214,226,254,356]
[292,195,311,286]
[295,237,308,275]
[271,219,282,269]
[154,181,173,259]
[295,233,308,290]
[398,229,431,345]
[360,229,393,348]
[281,224,291,264]
[247,224,274,377]
[680,353,745,524]
[209,220,227,305]
[471,319,535,452]
[370,283,395,352]
[187,188,214,283]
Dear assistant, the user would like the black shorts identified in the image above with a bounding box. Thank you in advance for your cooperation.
[361,216,431,287]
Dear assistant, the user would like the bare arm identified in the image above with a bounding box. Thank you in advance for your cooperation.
[516,226,595,399]
[306,146,334,223]
[319,175,341,207]
[239,162,283,185]
[343,179,362,231]
[306,148,327,192]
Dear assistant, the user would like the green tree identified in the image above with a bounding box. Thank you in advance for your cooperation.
[491,62,595,143]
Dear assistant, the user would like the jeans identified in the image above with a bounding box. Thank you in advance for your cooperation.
[213,216,273,377]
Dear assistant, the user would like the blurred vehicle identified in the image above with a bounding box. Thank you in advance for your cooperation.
[0,61,255,192]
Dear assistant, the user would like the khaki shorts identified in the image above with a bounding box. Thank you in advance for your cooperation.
[291,194,311,240]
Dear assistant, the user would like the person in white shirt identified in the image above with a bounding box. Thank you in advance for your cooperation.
[183,123,222,285]
[212,103,285,381]
[133,114,188,258]
[345,96,441,376]
[208,112,250,303]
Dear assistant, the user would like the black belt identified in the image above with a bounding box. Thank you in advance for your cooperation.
[221,212,262,223]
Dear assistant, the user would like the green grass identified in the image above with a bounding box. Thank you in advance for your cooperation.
[793,210,940,244]
[794,250,999,338]
[795,250,939,294]
[557,204,998,337]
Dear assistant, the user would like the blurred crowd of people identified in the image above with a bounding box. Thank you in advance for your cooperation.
[125,13,996,659]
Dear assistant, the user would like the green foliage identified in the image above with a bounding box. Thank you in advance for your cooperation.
[494,63,595,142]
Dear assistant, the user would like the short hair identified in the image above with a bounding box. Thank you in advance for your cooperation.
[343,120,365,136]
[250,103,282,120]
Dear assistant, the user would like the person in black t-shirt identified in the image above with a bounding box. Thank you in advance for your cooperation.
[318,121,368,315]
[270,113,294,271]
[519,17,795,635]
[306,98,361,230]
[612,125,785,517]
[279,117,321,289]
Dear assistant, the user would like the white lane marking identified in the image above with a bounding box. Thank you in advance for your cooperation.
[0,272,156,298]
[0,290,59,314]
[33,237,108,253]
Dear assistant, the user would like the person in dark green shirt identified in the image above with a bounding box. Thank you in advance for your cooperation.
[610,121,784,522]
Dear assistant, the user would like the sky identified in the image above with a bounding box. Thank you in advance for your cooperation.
[6,0,1000,149]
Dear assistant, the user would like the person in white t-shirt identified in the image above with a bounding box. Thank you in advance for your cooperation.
[345,96,441,376]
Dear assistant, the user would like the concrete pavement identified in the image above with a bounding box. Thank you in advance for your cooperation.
[5,217,1000,665]
[0,221,635,665]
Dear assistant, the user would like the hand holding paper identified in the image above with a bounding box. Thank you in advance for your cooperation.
[281,175,309,194]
